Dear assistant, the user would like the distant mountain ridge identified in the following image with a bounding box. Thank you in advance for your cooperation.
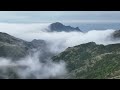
[49,22,81,32]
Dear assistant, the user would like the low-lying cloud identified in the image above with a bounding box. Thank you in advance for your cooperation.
[15,28,119,53]
[0,51,67,79]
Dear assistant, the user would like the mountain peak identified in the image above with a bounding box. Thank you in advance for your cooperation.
[53,22,64,25]
[49,22,81,32]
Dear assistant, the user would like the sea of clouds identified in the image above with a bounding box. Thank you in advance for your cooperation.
[0,23,119,79]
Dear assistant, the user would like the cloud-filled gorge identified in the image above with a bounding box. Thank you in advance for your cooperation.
[0,23,120,79]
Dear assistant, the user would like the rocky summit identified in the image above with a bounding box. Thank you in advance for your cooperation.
[49,22,81,32]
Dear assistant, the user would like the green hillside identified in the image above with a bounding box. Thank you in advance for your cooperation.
[52,42,120,79]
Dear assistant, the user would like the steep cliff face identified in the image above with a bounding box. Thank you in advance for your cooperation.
[52,42,120,79]
[49,22,81,32]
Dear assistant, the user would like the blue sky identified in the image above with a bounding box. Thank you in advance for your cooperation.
[0,11,120,23]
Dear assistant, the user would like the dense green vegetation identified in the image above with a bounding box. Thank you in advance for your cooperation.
[52,42,120,79]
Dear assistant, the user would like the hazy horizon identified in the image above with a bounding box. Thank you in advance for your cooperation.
[0,11,120,23]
